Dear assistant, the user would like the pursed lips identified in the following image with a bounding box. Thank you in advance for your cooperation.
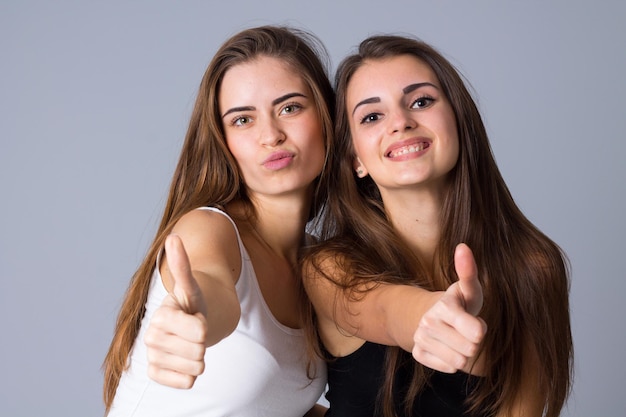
[262,150,295,169]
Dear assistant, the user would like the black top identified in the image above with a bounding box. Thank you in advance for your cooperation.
[324,342,483,417]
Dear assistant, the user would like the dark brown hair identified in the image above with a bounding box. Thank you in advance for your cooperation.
[102,25,334,411]
[303,35,572,417]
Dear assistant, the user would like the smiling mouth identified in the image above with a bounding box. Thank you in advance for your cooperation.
[386,142,429,158]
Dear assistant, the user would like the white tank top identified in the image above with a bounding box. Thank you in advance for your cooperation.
[109,207,326,416]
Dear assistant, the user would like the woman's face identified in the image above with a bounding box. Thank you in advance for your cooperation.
[219,56,325,199]
[346,54,459,194]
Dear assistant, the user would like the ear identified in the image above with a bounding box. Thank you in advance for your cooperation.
[353,157,368,178]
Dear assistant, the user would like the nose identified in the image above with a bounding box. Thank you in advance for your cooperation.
[259,117,286,147]
[389,108,417,134]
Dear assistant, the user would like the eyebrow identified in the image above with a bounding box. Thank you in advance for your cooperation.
[351,82,438,116]
[272,92,306,106]
[221,92,307,119]
[403,82,437,94]
[351,97,380,116]
[222,106,254,119]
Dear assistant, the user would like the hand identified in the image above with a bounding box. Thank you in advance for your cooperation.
[144,234,208,389]
[412,243,487,374]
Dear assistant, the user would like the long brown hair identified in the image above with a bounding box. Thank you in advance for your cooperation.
[303,35,572,417]
[102,25,334,411]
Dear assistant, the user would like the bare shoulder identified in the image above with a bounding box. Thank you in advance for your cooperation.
[173,208,240,260]
[302,249,348,299]
[303,248,345,281]
[302,248,342,300]
[173,208,239,243]
[161,208,242,290]
[302,249,373,298]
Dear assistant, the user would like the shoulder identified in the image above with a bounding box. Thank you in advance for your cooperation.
[173,208,238,239]
[302,246,347,286]
[301,247,341,300]
[161,208,242,288]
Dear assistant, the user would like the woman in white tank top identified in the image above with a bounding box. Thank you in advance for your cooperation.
[102,25,335,417]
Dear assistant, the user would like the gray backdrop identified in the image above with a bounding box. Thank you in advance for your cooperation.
[1,1,624,416]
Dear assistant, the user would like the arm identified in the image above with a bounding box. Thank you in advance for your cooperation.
[144,210,242,388]
[304,243,486,373]
[303,253,437,351]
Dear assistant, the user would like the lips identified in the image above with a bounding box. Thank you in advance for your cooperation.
[385,138,431,158]
[263,150,294,163]
[262,150,295,170]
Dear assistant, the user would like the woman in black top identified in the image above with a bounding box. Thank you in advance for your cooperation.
[302,35,572,417]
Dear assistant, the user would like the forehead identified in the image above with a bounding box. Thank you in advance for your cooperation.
[219,56,309,104]
[348,54,438,98]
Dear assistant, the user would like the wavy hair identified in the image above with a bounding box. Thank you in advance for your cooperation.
[102,25,334,411]
[303,35,572,417]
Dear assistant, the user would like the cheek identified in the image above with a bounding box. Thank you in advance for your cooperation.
[224,133,238,154]
[446,130,460,168]
[353,132,380,168]
[451,139,460,166]
[225,141,250,169]
[224,140,239,161]
[350,139,366,166]
[441,111,460,163]
[348,124,369,157]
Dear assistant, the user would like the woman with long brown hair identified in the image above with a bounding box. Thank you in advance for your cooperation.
[102,25,334,416]
[302,35,573,416]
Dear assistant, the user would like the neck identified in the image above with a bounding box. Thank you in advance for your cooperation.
[231,191,312,263]
[380,186,443,267]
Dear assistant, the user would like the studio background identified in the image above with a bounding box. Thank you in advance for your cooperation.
[1,1,624,416]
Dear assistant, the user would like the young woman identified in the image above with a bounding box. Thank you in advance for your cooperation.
[302,35,573,417]
[102,26,335,416]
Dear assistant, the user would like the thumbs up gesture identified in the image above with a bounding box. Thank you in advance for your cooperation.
[145,234,209,389]
[412,243,487,374]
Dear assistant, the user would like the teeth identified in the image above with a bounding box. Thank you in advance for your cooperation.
[389,143,425,157]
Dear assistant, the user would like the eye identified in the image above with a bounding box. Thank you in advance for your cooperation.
[280,102,303,115]
[410,96,435,109]
[232,115,252,127]
[360,113,382,124]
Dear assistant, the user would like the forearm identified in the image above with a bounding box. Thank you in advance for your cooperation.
[344,284,442,351]
[305,258,443,352]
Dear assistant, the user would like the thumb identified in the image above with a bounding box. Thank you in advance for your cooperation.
[165,234,204,316]
[454,243,483,316]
